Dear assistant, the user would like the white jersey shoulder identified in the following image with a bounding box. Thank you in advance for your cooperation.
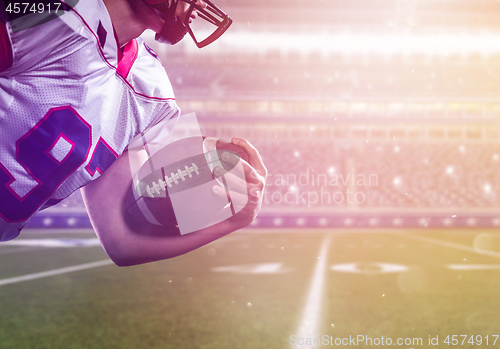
[0,0,179,241]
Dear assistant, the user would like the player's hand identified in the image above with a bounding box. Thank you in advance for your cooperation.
[212,137,267,228]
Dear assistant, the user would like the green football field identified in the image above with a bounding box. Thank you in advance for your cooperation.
[1,228,500,349]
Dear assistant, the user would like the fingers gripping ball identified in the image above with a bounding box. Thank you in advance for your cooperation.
[126,137,249,234]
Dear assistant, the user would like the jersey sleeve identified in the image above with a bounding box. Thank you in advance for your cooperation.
[0,19,13,72]
[0,5,100,77]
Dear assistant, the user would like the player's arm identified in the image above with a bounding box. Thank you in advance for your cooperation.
[81,137,267,266]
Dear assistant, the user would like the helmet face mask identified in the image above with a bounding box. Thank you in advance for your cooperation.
[144,0,232,48]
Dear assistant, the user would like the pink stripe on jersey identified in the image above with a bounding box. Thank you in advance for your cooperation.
[117,39,138,80]
[0,20,13,72]
[69,7,175,101]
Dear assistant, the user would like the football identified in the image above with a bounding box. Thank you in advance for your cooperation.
[126,136,249,234]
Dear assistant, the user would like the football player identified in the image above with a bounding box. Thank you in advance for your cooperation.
[0,0,267,265]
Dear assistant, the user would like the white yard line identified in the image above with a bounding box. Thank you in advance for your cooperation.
[447,264,500,270]
[0,238,101,248]
[291,236,331,349]
[0,260,114,286]
[404,235,500,259]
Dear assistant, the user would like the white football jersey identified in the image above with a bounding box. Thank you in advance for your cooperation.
[0,0,180,240]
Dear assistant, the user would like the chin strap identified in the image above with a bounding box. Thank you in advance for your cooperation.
[155,16,188,45]
[144,0,189,45]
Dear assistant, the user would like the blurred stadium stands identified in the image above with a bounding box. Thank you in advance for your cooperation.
[30,0,500,229]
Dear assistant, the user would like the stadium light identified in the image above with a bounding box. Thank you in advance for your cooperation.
[174,30,500,56]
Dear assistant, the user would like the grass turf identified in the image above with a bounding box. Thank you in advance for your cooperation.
[1,229,500,348]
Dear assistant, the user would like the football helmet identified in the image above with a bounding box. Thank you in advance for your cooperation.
[143,0,232,48]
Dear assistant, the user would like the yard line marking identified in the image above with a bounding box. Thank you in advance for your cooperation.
[252,263,284,274]
[331,262,408,274]
[447,264,500,270]
[0,260,113,286]
[0,246,52,255]
[211,263,293,274]
[0,238,101,248]
[291,236,331,349]
[404,235,500,259]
